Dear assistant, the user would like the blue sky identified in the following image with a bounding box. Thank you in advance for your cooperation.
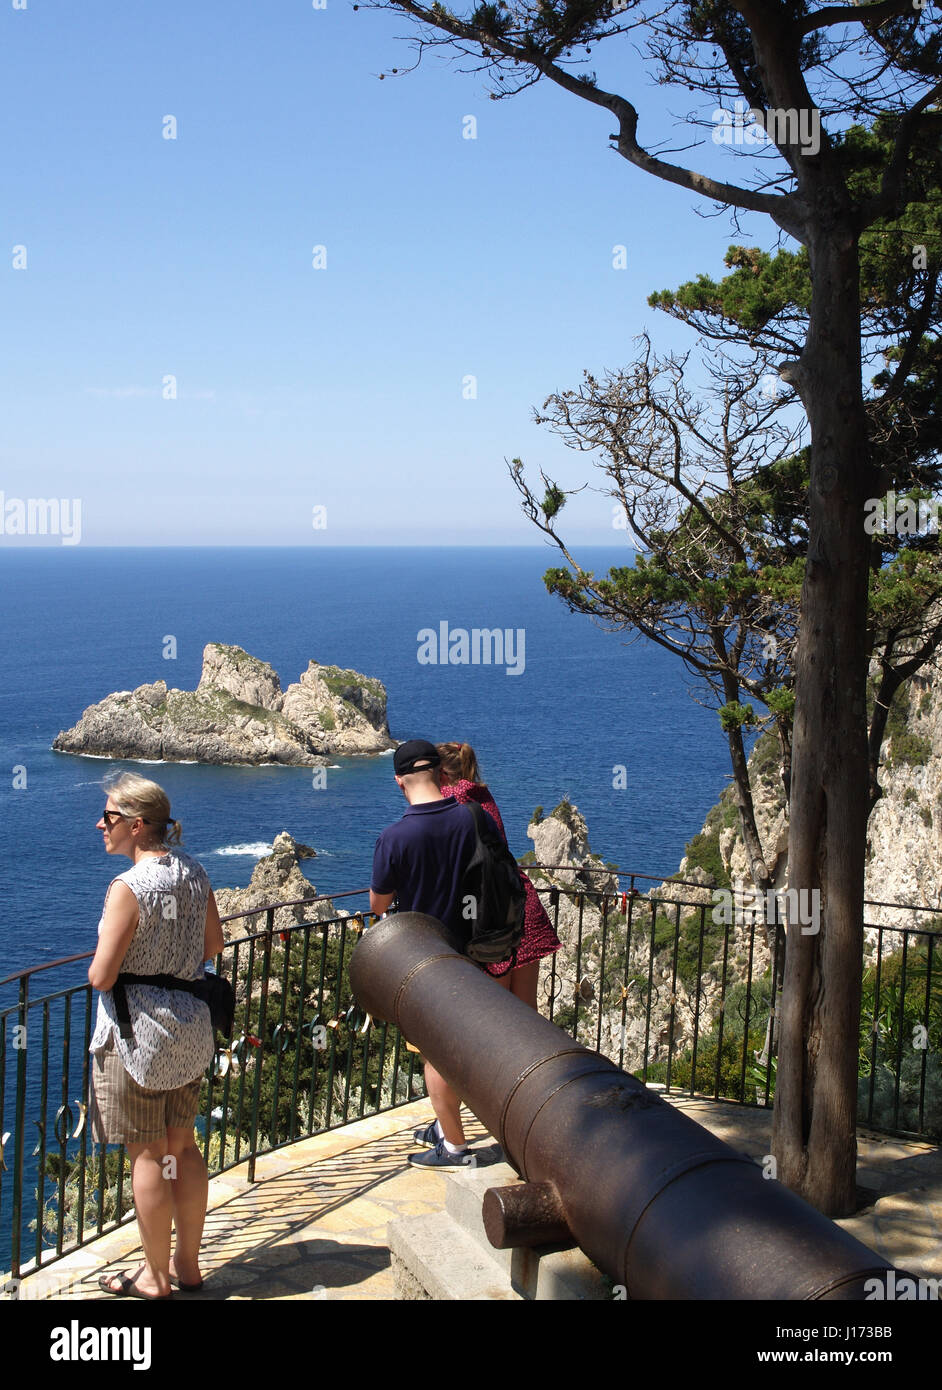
[2,1,785,545]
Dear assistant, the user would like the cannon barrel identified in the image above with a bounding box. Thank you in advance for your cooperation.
[351,913,902,1301]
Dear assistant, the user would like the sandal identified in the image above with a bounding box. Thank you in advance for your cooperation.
[169,1275,203,1292]
[98,1269,173,1300]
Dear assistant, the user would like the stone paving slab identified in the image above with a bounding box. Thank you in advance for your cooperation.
[9,1093,941,1301]
[663,1095,942,1279]
[14,1099,455,1303]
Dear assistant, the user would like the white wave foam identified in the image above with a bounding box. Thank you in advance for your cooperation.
[53,750,117,760]
[53,751,198,765]
[210,842,273,858]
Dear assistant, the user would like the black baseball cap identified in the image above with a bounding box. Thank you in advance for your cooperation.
[393,739,441,776]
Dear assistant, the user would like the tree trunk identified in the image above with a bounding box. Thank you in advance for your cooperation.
[724,708,788,984]
[771,217,874,1217]
[777,717,792,805]
[868,659,902,812]
[725,712,770,892]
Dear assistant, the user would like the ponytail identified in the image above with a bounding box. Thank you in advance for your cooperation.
[437,741,482,785]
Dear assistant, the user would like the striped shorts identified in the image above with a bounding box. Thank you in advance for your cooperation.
[89,1035,203,1146]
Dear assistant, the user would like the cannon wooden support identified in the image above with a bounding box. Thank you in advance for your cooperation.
[350,913,903,1301]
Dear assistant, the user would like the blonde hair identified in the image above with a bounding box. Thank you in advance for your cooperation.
[437,742,482,785]
[103,771,182,845]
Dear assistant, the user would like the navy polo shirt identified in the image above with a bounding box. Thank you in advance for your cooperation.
[371,798,491,930]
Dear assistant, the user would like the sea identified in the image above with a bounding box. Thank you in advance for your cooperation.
[0,545,731,987]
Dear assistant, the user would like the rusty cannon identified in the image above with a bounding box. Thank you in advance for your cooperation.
[350,912,903,1301]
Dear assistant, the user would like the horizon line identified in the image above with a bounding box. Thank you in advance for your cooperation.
[0,541,637,551]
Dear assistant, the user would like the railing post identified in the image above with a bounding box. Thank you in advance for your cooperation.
[10,974,29,1280]
[247,907,275,1184]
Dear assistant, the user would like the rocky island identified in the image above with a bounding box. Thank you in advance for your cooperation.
[214,832,332,936]
[52,643,396,764]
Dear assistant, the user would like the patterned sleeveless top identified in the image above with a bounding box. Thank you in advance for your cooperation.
[89,849,215,1089]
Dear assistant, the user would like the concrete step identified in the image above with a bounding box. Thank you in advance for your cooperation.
[445,1161,520,1271]
[387,1211,521,1301]
[445,1163,610,1299]
[389,1158,612,1300]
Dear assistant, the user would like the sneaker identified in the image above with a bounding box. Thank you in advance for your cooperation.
[413,1119,441,1148]
[408,1140,477,1169]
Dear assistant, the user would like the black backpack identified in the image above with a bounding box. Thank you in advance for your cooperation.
[456,802,527,964]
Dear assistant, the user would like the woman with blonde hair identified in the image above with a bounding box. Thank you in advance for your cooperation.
[88,772,224,1300]
[436,741,561,1008]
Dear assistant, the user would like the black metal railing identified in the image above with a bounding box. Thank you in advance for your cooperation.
[531,872,941,1144]
[2,870,939,1283]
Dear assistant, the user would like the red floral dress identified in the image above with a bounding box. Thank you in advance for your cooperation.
[442,779,562,978]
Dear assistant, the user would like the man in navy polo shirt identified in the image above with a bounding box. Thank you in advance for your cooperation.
[370,738,486,1168]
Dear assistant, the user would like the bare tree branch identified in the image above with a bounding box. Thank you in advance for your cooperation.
[796,1,927,38]
[374,0,805,229]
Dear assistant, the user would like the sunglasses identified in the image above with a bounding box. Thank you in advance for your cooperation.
[102,808,156,826]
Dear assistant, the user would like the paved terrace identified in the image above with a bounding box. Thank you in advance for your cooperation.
[12,1094,942,1301]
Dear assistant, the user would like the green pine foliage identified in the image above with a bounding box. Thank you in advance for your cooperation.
[884,687,933,768]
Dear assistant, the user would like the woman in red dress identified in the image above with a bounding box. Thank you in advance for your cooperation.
[437,741,561,1009]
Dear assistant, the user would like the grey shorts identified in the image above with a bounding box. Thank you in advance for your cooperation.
[89,1035,203,1146]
